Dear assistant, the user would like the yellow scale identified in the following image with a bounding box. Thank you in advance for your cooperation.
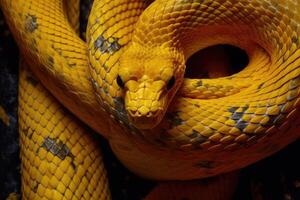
[1,0,300,199]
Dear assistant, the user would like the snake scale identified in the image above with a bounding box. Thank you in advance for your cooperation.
[1,0,300,199]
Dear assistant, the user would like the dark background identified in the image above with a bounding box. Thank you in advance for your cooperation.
[1,1,300,199]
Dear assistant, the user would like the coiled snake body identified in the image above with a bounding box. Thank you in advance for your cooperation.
[1,0,300,199]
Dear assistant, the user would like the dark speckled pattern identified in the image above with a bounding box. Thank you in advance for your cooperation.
[1,1,300,199]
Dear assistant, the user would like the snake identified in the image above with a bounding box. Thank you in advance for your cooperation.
[1,0,300,199]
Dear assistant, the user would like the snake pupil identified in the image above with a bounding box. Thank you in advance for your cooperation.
[166,76,176,90]
[116,75,125,88]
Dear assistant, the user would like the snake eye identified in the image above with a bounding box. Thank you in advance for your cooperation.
[166,76,176,90]
[116,75,125,88]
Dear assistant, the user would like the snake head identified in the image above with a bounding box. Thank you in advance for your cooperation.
[118,45,184,129]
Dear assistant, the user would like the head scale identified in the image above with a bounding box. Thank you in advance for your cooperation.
[117,44,185,129]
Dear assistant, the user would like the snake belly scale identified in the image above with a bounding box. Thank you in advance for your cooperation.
[1,0,300,198]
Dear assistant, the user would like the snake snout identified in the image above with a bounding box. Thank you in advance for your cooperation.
[128,109,163,129]
[123,80,169,129]
[128,106,162,117]
[126,101,165,129]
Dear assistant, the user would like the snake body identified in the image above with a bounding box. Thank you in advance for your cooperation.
[1,0,300,198]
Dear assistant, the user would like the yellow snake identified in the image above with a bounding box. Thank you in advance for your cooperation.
[1,0,300,199]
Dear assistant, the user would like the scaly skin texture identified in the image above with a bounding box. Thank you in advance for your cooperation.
[0,0,113,137]
[19,61,110,199]
[1,1,111,199]
[88,0,300,180]
[1,0,300,198]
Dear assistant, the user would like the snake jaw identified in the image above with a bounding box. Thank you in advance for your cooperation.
[127,106,165,129]
[124,83,168,129]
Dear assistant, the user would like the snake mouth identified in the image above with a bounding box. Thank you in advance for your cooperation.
[126,106,165,129]
[128,112,163,129]
[127,108,163,118]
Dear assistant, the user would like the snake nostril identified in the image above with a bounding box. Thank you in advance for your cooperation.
[146,112,152,117]
[129,109,156,117]
[128,109,137,116]
[130,110,143,117]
